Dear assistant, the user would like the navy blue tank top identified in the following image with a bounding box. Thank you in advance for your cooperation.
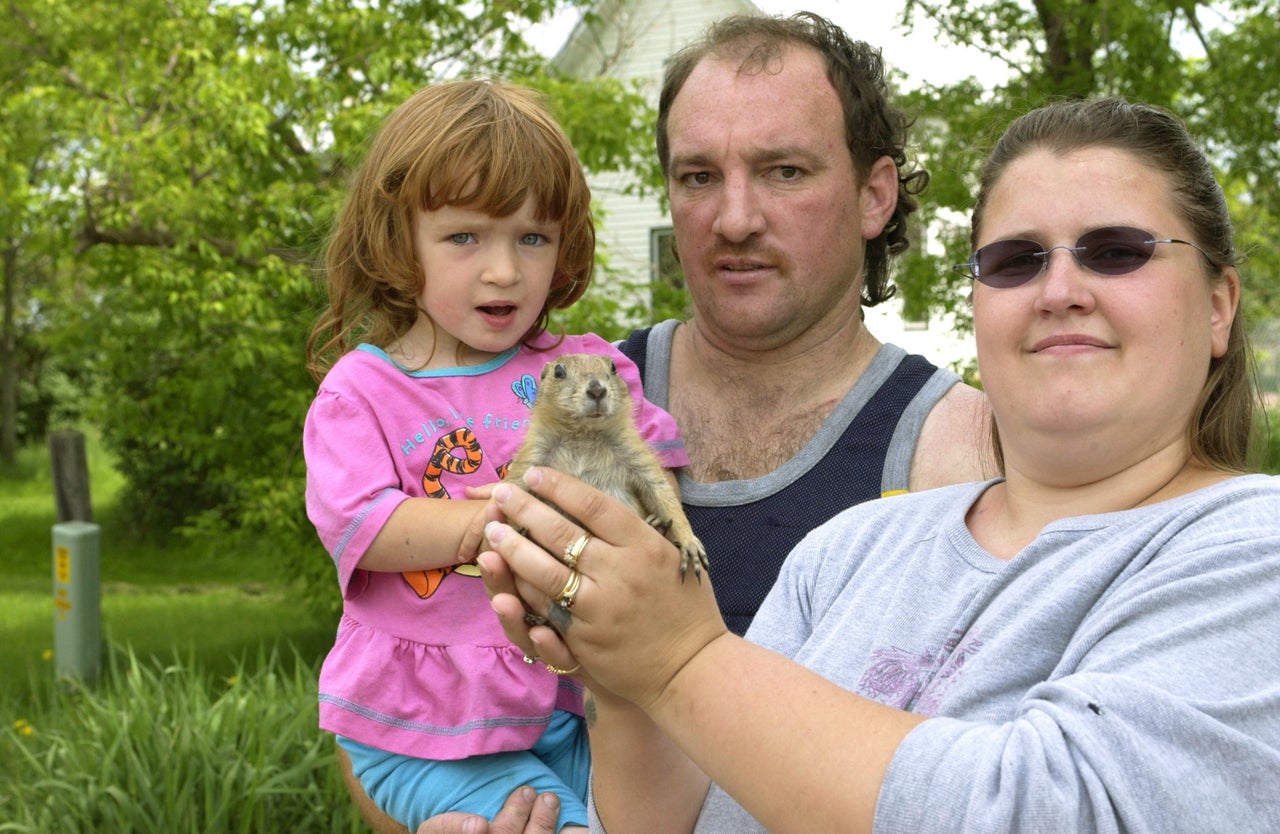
[620,322,954,636]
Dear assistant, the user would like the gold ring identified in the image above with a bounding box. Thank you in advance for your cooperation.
[562,533,591,569]
[544,661,581,676]
[555,570,581,610]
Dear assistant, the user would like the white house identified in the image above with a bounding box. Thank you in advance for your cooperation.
[549,0,977,372]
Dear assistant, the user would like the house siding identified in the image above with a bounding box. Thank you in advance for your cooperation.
[554,0,757,312]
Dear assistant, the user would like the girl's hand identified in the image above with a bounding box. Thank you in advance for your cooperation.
[455,482,501,563]
[480,467,726,710]
[463,482,500,501]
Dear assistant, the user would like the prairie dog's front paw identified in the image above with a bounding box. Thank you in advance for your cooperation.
[645,515,707,582]
[644,513,673,536]
[677,536,708,583]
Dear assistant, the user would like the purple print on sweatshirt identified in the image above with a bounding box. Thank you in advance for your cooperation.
[858,629,983,715]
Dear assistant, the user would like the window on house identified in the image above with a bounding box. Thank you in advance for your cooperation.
[651,227,683,289]
[649,227,691,318]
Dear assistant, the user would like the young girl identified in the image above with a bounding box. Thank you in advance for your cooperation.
[302,80,689,833]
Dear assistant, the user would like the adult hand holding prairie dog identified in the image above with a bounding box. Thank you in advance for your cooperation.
[481,466,725,706]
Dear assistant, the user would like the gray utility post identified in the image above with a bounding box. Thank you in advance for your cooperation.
[48,431,101,682]
[52,522,101,681]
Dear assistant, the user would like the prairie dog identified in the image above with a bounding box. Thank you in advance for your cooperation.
[506,353,707,581]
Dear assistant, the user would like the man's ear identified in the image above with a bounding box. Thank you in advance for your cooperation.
[859,155,899,241]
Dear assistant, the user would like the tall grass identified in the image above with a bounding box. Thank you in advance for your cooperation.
[0,644,364,833]
[1,436,355,830]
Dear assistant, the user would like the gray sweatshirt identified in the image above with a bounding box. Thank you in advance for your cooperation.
[682,475,1280,833]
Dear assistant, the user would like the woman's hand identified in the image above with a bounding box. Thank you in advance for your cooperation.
[479,466,726,710]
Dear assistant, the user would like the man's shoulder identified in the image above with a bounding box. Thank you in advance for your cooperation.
[911,381,995,490]
[932,378,989,418]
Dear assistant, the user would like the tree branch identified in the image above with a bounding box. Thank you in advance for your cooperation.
[76,219,314,267]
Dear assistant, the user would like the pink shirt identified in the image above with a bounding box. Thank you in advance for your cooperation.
[304,331,689,759]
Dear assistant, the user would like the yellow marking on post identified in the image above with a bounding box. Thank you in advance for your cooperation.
[55,547,70,583]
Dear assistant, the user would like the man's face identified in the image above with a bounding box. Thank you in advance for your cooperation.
[664,47,888,351]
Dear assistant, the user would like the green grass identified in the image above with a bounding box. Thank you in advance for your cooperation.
[0,434,358,831]
[2,586,335,706]
[1,434,336,705]
[3,436,283,589]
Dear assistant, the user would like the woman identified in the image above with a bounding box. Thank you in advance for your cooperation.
[472,98,1280,833]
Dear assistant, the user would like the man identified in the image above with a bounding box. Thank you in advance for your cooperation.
[367,11,991,834]
[614,11,988,635]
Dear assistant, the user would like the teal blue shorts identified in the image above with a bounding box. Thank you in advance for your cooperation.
[337,709,588,831]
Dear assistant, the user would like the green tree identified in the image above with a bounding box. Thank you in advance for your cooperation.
[0,21,85,464]
[2,0,654,554]
[892,0,1279,333]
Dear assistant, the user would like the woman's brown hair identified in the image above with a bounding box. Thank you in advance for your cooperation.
[971,97,1258,473]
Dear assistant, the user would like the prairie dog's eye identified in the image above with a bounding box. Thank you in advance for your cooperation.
[554,364,567,379]
[608,361,617,375]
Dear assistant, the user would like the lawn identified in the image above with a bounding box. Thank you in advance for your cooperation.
[0,434,336,703]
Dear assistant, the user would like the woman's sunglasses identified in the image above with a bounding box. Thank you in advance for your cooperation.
[954,225,1217,289]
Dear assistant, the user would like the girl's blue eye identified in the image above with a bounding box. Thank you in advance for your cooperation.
[449,233,475,245]
[520,233,547,246]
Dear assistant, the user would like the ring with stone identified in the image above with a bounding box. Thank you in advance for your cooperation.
[562,533,591,569]
[555,569,582,610]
